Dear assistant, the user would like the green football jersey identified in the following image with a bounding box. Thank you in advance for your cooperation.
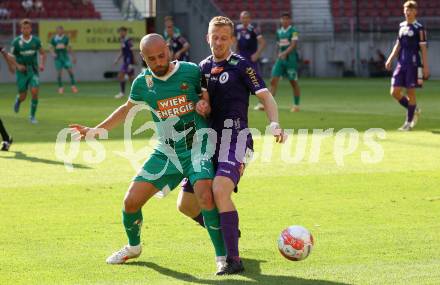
[129,61,208,154]
[50,35,69,60]
[276,25,299,60]
[11,35,42,71]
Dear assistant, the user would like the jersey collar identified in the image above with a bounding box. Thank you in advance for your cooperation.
[280,25,292,33]
[55,34,65,41]
[213,51,233,63]
[151,60,180,81]
[20,35,33,44]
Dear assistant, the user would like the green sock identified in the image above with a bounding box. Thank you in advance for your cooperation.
[69,73,76,85]
[30,98,38,118]
[294,95,300,106]
[202,208,226,257]
[57,75,62,88]
[122,209,143,246]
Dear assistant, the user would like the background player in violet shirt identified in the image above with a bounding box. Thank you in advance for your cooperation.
[114,26,137,99]
[235,11,266,72]
[385,1,429,131]
[165,20,190,62]
[178,16,286,275]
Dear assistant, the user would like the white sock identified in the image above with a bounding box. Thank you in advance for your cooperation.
[128,244,141,253]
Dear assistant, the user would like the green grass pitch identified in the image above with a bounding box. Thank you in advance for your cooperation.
[1,78,440,285]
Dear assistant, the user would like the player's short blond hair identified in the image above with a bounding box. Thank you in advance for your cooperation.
[208,16,234,35]
[404,1,417,9]
[20,18,32,26]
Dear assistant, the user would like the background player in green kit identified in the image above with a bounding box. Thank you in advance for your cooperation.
[69,34,227,274]
[257,13,301,113]
[49,26,78,94]
[12,19,46,124]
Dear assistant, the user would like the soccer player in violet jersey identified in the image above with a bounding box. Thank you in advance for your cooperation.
[235,11,266,73]
[165,21,190,62]
[178,16,286,275]
[114,26,137,99]
[70,34,228,274]
[385,1,429,131]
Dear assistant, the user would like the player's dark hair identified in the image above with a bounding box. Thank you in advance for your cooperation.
[404,1,417,9]
[118,26,128,32]
[280,12,291,18]
[20,18,32,26]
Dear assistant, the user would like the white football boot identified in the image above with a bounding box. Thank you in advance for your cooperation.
[106,245,142,264]
[398,121,412,132]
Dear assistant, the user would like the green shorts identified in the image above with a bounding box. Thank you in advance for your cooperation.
[271,58,298,81]
[133,150,214,193]
[16,70,39,93]
[54,58,72,71]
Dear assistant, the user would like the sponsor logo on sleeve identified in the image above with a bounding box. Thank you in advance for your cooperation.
[246,67,260,88]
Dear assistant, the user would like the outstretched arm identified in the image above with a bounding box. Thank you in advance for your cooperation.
[256,90,286,143]
[70,100,136,138]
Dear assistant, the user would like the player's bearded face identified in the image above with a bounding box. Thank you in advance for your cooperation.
[207,25,234,59]
[143,46,170,77]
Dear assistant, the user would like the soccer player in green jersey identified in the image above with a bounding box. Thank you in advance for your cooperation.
[11,19,46,124]
[49,26,78,94]
[256,12,301,112]
[70,33,228,274]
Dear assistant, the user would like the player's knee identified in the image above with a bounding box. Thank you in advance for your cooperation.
[123,196,140,213]
[197,190,214,209]
[390,89,400,99]
[176,197,189,214]
[212,185,229,206]
[177,199,196,217]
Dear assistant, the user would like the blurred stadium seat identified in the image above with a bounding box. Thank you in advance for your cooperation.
[213,0,291,20]
[331,0,440,32]
[1,0,100,19]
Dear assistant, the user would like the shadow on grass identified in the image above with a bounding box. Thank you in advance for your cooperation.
[126,258,351,285]
[0,151,91,169]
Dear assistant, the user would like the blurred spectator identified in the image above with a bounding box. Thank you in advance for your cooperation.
[369,49,390,77]
[0,4,10,19]
[22,0,33,13]
[82,0,91,5]
[34,0,44,13]
[163,16,181,40]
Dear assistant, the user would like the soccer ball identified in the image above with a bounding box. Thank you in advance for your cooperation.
[278,225,314,261]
